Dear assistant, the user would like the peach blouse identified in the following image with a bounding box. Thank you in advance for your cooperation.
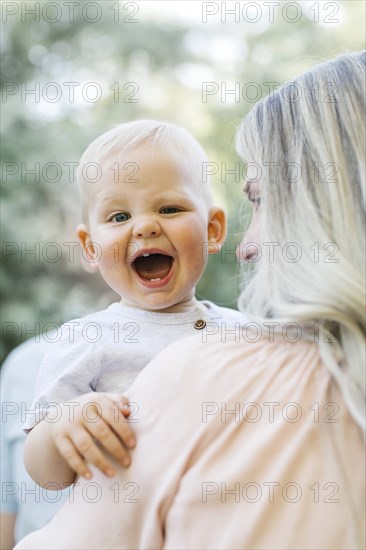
[16,333,365,549]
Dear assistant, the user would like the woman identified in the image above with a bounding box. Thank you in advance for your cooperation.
[16,51,365,550]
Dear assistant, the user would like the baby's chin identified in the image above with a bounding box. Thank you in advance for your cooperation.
[119,294,196,314]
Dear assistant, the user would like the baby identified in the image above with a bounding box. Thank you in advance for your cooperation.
[22,120,246,488]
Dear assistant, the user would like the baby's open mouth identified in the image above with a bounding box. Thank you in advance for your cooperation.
[133,253,173,282]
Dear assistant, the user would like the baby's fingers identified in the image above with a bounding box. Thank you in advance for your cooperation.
[88,418,132,468]
[54,433,93,480]
[104,393,132,419]
[70,427,119,477]
[99,394,136,449]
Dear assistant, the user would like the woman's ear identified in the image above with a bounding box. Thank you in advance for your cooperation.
[207,207,227,255]
[76,224,99,270]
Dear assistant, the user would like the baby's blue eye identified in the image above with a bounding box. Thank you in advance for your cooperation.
[111,212,130,222]
[160,207,181,214]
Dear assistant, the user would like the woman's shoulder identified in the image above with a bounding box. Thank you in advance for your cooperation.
[130,330,329,420]
[190,331,324,397]
[156,329,324,382]
[156,334,364,550]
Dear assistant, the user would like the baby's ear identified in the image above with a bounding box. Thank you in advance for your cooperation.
[207,207,227,255]
[76,224,99,270]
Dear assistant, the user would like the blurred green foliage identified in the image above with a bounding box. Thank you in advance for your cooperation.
[1,0,365,362]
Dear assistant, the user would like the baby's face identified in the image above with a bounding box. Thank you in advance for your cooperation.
[78,146,223,312]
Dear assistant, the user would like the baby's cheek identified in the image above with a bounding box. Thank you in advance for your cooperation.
[178,217,207,242]
[99,240,130,265]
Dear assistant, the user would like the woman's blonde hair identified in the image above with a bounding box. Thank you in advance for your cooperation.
[236,51,366,431]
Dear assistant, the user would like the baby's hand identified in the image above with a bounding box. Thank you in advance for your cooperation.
[50,392,135,479]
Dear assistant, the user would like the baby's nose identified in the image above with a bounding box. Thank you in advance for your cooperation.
[132,216,161,238]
